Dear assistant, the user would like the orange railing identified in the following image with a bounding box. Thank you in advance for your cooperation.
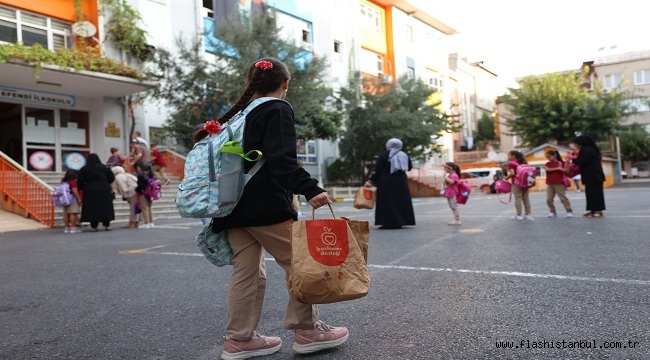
[161,149,186,181]
[0,151,55,228]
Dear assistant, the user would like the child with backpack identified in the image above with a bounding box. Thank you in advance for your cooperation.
[544,150,573,218]
[442,162,462,225]
[61,170,82,233]
[504,150,534,221]
[135,163,156,229]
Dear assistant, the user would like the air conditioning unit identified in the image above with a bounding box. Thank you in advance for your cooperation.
[380,74,393,83]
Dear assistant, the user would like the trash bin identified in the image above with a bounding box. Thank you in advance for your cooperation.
[631,167,639,178]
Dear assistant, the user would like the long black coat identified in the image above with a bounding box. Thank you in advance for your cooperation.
[572,145,606,212]
[369,151,416,227]
[77,165,115,222]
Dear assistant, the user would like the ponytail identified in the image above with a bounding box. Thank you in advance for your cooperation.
[216,57,290,124]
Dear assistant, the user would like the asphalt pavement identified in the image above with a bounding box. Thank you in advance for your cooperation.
[1,182,649,360]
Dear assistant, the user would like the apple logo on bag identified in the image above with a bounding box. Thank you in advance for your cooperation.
[321,227,337,245]
[306,221,350,266]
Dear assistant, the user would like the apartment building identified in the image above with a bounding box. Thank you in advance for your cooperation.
[0,0,152,172]
[134,0,466,182]
[586,49,650,176]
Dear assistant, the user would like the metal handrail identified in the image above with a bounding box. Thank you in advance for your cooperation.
[0,151,55,227]
[160,149,186,181]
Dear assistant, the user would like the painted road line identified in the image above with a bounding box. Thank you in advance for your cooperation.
[151,225,194,229]
[367,264,650,286]
[119,246,650,286]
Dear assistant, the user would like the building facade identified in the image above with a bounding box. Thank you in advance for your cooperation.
[0,0,152,172]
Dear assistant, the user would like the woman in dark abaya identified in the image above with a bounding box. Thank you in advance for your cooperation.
[569,135,606,218]
[77,153,116,231]
[364,138,416,229]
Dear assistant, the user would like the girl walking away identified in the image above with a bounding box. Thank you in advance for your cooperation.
[203,58,348,360]
[569,135,606,218]
[544,150,573,218]
[504,150,534,221]
[61,170,82,233]
[442,162,462,225]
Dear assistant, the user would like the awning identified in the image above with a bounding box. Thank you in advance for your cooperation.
[0,61,156,98]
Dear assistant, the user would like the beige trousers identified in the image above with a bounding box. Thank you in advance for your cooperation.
[153,165,169,182]
[546,183,573,214]
[140,196,152,224]
[512,185,531,216]
[226,219,318,340]
[127,196,138,222]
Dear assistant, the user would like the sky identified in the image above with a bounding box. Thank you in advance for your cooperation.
[411,0,649,85]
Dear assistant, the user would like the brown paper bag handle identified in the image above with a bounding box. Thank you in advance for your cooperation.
[311,203,336,220]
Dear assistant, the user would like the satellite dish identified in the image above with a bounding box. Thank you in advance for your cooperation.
[72,21,97,38]
[487,151,497,160]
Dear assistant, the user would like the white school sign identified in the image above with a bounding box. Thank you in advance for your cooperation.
[0,86,75,107]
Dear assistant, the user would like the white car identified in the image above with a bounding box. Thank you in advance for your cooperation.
[460,167,505,194]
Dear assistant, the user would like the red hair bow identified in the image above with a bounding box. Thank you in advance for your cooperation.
[203,120,222,136]
[255,60,273,71]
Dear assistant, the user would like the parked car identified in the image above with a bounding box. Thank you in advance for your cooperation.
[460,167,505,194]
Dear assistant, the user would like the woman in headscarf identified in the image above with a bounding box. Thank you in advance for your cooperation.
[569,134,606,217]
[77,153,116,231]
[364,138,416,229]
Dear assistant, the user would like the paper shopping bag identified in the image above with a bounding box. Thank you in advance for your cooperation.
[353,187,375,209]
[289,205,370,304]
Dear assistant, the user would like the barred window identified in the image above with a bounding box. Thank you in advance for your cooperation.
[0,5,72,51]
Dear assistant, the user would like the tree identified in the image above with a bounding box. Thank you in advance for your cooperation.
[331,73,459,184]
[498,71,639,147]
[146,10,341,150]
[617,123,650,161]
[473,111,496,147]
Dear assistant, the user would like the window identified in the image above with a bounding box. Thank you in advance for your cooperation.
[603,73,623,89]
[360,48,383,76]
[360,3,381,31]
[297,140,317,163]
[0,6,70,50]
[333,40,341,53]
[0,5,71,51]
[624,98,650,112]
[202,0,213,18]
[634,70,650,85]
[425,69,443,90]
[301,29,310,43]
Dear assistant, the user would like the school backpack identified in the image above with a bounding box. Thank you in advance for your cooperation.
[456,180,472,205]
[143,175,162,201]
[513,163,537,189]
[176,97,286,218]
[51,182,75,207]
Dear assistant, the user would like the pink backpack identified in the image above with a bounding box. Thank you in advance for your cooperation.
[456,181,471,205]
[513,163,537,189]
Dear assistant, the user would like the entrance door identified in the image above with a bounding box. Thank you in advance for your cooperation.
[0,102,22,164]
[21,106,90,172]
[24,107,57,171]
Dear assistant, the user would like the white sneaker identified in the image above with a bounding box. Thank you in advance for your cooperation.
[512,215,524,221]
[525,216,535,221]
[566,212,574,218]
[63,228,70,233]
[149,223,154,228]
[547,213,557,218]
[140,223,151,229]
